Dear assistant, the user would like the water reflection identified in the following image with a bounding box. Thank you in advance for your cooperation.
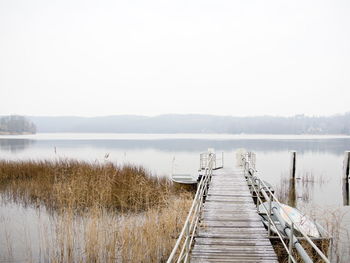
[0,139,35,153]
[1,136,350,154]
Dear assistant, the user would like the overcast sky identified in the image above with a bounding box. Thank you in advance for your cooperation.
[1,0,349,117]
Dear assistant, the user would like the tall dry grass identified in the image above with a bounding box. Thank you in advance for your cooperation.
[43,197,191,263]
[0,160,188,212]
[0,160,194,262]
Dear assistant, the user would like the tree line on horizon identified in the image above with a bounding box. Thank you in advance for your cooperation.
[0,115,36,134]
[27,112,350,135]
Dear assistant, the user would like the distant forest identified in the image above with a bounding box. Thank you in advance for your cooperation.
[28,113,350,135]
[0,115,36,134]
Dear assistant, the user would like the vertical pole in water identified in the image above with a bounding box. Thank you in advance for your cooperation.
[343,180,349,206]
[290,151,297,179]
[344,152,350,206]
[288,178,296,207]
[343,151,350,180]
[289,151,297,207]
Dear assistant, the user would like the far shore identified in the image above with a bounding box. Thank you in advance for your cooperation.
[0,132,36,135]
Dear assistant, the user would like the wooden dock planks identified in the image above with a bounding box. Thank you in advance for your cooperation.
[190,168,278,263]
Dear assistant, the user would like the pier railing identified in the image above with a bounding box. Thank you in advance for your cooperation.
[167,153,215,263]
[242,152,330,263]
[199,151,223,170]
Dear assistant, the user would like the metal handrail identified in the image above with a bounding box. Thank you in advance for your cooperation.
[214,152,224,169]
[199,152,223,170]
[242,152,330,263]
[199,152,209,170]
[167,153,215,263]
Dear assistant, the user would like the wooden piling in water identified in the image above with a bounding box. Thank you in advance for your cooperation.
[290,151,297,179]
[343,179,349,206]
[288,178,296,207]
[343,151,350,180]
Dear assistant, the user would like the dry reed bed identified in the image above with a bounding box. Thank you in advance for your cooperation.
[41,197,191,262]
[0,160,189,212]
[0,160,193,262]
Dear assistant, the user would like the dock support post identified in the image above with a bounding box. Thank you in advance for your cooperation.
[290,151,297,179]
[343,179,349,206]
[343,151,350,206]
[288,178,296,207]
[343,152,350,206]
[343,151,350,180]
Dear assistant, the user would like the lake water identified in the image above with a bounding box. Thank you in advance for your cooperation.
[1,133,350,262]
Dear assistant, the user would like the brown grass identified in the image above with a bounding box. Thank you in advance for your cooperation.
[271,238,330,263]
[43,197,192,263]
[0,159,189,212]
[0,160,194,262]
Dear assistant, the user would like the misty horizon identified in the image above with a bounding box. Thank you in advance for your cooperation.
[1,0,350,117]
[2,111,350,119]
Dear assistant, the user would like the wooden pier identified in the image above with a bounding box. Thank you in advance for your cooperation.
[167,151,330,263]
[190,168,278,262]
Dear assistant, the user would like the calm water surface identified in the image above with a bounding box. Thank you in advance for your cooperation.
[1,133,350,261]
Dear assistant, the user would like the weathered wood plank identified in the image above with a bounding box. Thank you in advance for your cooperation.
[194,238,272,246]
[200,221,263,228]
[192,246,276,253]
[191,259,278,263]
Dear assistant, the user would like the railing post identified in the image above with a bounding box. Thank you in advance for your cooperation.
[244,160,248,177]
[185,223,190,258]
[204,168,209,196]
[243,161,246,177]
[288,222,294,263]
[257,179,261,208]
[268,195,272,237]
[222,152,224,168]
[329,235,333,262]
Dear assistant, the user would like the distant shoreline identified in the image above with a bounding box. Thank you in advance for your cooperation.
[0,132,350,141]
[0,132,36,135]
[27,113,350,135]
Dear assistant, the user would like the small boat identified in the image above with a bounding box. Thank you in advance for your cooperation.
[171,173,198,184]
[258,202,323,238]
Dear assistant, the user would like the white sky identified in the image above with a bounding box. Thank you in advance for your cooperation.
[1,0,349,117]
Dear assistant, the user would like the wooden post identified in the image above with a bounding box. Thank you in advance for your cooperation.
[343,151,350,180]
[290,151,297,179]
[343,179,349,206]
[344,151,350,206]
[288,178,296,207]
